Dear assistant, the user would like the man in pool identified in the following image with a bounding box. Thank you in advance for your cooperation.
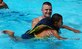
[32,2,80,38]
[0,0,8,9]
[32,2,53,38]
[1,2,80,40]
[22,2,59,40]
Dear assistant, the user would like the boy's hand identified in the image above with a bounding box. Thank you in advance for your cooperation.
[73,30,80,33]
[59,37,68,40]
[59,38,80,40]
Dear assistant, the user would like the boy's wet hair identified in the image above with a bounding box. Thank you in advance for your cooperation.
[43,2,52,6]
[51,13,63,23]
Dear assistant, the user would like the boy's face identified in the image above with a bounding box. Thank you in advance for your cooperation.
[54,19,63,27]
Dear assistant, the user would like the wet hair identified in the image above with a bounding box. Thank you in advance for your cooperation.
[51,13,63,24]
[43,2,52,6]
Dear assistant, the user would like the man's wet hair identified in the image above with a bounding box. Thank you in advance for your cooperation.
[43,2,52,6]
[51,13,63,23]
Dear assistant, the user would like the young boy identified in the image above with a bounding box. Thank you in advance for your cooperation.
[2,13,80,40]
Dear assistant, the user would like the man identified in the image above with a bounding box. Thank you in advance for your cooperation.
[32,2,52,28]
[32,2,80,38]
[32,2,54,38]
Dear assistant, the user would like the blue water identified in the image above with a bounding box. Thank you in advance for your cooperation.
[0,0,82,49]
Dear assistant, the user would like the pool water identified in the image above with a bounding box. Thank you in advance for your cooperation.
[0,0,82,49]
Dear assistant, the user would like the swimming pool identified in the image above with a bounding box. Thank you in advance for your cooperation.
[0,0,82,49]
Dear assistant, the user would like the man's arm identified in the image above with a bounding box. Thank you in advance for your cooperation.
[32,18,39,28]
[62,25,80,33]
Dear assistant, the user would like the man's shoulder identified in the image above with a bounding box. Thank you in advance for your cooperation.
[33,16,42,21]
[33,18,39,21]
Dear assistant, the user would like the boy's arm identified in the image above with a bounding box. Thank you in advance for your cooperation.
[62,25,80,33]
[51,30,67,40]
[31,25,67,40]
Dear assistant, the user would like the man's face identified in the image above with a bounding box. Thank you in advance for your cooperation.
[42,5,52,17]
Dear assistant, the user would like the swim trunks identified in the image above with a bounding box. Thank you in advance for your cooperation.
[21,30,34,39]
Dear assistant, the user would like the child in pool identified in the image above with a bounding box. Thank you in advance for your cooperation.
[2,13,80,40]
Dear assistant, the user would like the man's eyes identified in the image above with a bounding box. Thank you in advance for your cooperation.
[45,9,52,11]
